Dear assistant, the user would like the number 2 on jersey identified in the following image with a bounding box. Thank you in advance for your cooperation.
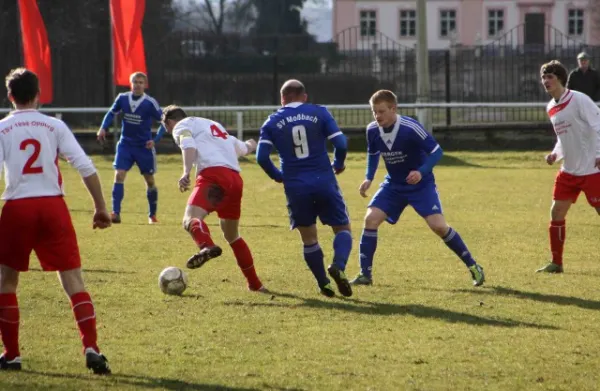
[20,138,43,174]
[210,124,228,140]
[292,125,309,159]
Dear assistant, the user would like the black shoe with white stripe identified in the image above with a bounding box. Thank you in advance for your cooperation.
[85,348,111,375]
[0,354,21,371]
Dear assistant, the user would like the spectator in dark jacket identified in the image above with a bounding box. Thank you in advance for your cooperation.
[566,52,600,101]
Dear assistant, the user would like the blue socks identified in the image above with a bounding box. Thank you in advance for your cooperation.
[443,227,476,267]
[332,230,352,271]
[112,183,158,217]
[147,187,158,217]
[303,243,329,287]
[359,229,378,278]
[112,182,124,214]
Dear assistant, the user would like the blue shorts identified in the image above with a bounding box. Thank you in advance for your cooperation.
[113,142,156,175]
[285,183,349,229]
[369,181,443,224]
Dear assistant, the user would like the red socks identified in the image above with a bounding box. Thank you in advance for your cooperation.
[70,292,99,353]
[188,218,215,248]
[549,220,566,265]
[230,237,263,291]
[0,293,20,360]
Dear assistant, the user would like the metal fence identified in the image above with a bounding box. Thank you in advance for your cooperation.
[1,23,598,127]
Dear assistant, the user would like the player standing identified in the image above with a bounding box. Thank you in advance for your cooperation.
[537,60,600,273]
[350,90,485,287]
[97,72,166,224]
[256,79,353,297]
[0,68,111,374]
[161,105,265,292]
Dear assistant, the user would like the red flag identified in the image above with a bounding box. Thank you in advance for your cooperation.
[110,0,147,86]
[18,0,53,104]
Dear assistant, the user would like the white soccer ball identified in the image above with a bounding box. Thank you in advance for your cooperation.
[158,267,188,295]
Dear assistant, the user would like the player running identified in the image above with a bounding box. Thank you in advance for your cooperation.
[0,68,111,374]
[161,105,265,292]
[350,89,485,287]
[256,79,353,298]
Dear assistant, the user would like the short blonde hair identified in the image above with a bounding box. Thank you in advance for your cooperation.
[369,90,397,106]
[129,72,147,83]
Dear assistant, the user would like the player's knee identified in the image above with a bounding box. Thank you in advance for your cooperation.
[223,231,239,244]
[114,170,127,183]
[182,217,193,232]
[364,215,382,230]
[144,175,156,188]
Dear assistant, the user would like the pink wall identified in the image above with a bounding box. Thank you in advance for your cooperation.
[459,0,484,45]
[334,0,358,40]
[590,7,600,45]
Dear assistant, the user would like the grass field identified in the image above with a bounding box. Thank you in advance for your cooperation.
[1,152,600,391]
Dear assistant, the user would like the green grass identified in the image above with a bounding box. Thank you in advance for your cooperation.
[1,152,600,391]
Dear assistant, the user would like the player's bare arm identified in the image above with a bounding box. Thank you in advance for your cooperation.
[82,173,111,229]
[546,153,557,165]
[97,128,107,142]
[359,179,372,198]
[179,147,197,192]
[245,139,257,153]
[406,170,423,185]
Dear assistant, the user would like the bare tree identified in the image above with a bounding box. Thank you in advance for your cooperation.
[175,0,256,35]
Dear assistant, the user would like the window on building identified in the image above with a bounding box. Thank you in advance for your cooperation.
[360,10,377,37]
[568,9,584,36]
[440,10,456,37]
[399,10,416,37]
[488,9,504,37]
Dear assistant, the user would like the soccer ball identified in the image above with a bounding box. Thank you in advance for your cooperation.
[158,267,188,295]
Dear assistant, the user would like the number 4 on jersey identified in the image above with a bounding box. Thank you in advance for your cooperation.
[210,124,228,140]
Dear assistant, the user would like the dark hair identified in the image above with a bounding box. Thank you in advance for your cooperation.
[540,60,568,86]
[5,68,39,105]
[162,105,187,122]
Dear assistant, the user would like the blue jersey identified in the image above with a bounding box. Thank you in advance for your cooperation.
[367,115,440,189]
[259,102,343,188]
[101,92,162,147]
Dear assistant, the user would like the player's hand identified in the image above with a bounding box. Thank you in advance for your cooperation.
[93,209,111,229]
[146,140,155,149]
[596,157,600,169]
[178,173,191,192]
[406,170,422,185]
[97,128,107,144]
[245,139,257,154]
[546,153,557,165]
[332,162,345,175]
[359,179,372,198]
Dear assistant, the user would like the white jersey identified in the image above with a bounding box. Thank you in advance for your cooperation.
[0,109,96,200]
[172,117,249,173]
[547,89,600,176]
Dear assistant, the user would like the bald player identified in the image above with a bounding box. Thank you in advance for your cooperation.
[256,79,353,298]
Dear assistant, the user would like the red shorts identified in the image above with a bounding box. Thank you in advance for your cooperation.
[0,196,81,272]
[553,171,600,207]
[188,166,243,220]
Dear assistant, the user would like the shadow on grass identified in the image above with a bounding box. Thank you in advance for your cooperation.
[438,155,483,168]
[454,286,600,311]
[20,370,264,391]
[28,267,135,274]
[224,291,558,330]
